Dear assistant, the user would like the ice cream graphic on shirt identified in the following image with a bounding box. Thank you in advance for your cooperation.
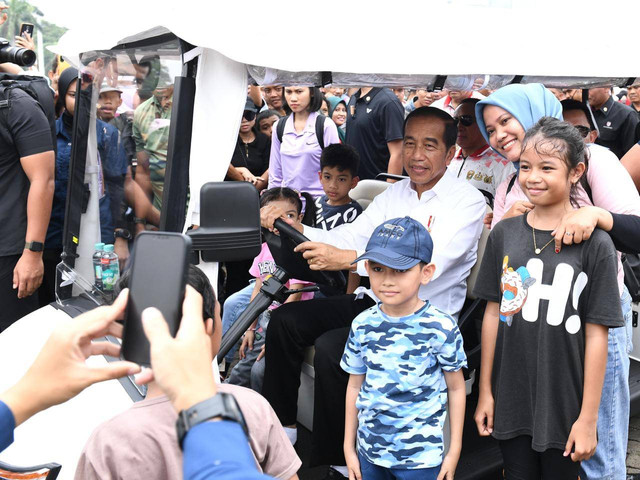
[499,256,536,326]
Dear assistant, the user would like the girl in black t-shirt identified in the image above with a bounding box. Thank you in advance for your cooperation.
[473,117,624,479]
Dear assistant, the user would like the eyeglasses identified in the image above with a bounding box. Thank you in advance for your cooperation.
[455,115,474,127]
[574,125,591,138]
[243,110,256,121]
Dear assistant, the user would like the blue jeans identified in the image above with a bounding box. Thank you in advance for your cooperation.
[580,286,632,480]
[357,453,440,480]
[221,282,254,363]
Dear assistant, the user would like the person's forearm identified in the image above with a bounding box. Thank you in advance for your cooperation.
[25,175,54,243]
[344,380,360,454]
[590,206,614,232]
[580,323,608,424]
[0,382,43,427]
[387,152,403,176]
[248,85,263,109]
[135,152,152,196]
[227,165,244,182]
[283,283,304,304]
[183,421,269,480]
[479,302,499,395]
[609,213,640,253]
[445,371,466,456]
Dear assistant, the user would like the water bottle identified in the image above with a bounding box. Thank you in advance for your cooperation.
[93,243,105,290]
[101,244,120,296]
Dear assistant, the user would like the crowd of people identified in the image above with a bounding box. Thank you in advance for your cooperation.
[2,6,640,478]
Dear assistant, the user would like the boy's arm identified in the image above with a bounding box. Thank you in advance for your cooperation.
[564,322,608,462]
[438,369,466,480]
[474,301,499,436]
[344,374,364,480]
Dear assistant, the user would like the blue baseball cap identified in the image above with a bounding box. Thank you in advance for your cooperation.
[354,217,433,269]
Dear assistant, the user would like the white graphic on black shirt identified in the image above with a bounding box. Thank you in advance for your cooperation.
[522,258,588,334]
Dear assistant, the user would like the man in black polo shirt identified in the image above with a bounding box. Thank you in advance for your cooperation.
[0,87,55,331]
[589,86,639,159]
[345,87,404,179]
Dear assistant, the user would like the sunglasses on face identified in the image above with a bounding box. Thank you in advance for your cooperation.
[455,115,474,127]
[243,110,256,121]
[574,125,591,138]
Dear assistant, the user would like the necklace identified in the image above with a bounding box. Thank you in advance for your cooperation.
[531,225,555,255]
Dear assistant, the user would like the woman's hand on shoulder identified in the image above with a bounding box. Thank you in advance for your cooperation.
[552,206,612,253]
[502,201,535,220]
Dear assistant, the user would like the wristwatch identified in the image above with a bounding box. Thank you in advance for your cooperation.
[24,241,44,252]
[114,229,132,240]
[176,393,248,449]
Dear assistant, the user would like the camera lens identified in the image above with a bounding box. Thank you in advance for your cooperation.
[0,45,36,67]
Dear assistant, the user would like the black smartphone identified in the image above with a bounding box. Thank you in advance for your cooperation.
[19,23,34,38]
[121,232,192,366]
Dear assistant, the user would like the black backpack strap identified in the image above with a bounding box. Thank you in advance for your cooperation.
[276,114,290,144]
[506,174,517,195]
[315,114,326,149]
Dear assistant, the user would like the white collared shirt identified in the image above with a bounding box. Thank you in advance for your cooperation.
[304,169,486,318]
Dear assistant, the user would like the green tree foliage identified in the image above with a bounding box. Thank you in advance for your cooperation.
[0,0,66,72]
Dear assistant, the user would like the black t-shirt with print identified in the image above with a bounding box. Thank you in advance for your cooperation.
[473,214,624,452]
[314,196,363,230]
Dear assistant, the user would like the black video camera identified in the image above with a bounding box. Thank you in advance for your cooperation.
[0,38,35,67]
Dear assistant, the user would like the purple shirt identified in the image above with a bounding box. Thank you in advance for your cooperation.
[268,111,340,197]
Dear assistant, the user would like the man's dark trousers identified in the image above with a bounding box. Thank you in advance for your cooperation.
[262,293,375,465]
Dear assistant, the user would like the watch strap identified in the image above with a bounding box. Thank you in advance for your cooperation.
[176,393,248,449]
[24,241,44,252]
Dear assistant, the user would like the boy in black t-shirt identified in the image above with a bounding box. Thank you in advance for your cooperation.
[315,144,363,230]
[315,144,364,295]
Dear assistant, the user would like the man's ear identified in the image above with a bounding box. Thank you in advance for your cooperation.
[318,171,323,181]
[445,145,456,165]
[421,263,436,284]
[588,130,598,144]
[204,318,214,336]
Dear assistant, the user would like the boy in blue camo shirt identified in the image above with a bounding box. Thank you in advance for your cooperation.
[341,216,467,480]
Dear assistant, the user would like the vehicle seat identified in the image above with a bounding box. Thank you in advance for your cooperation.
[349,179,391,210]
[458,205,493,376]
[0,460,61,479]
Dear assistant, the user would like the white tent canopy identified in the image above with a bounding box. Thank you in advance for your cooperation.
[52,0,640,85]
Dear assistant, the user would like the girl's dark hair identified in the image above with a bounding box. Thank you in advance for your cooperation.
[521,116,590,208]
[260,187,317,227]
[282,86,324,113]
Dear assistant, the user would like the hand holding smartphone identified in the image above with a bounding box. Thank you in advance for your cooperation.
[121,232,191,366]
[19,23,33,38]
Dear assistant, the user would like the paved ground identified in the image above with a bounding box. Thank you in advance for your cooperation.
[629,413,640,475]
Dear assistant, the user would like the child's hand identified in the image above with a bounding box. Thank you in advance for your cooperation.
[474,392,494,436]
[344,448,361,480]
[256,344,265,362]
[564,417,597,462]
[437,452,460,480]
[239,330,255,359]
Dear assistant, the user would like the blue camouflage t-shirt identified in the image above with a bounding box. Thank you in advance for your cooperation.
[341,302,466,469]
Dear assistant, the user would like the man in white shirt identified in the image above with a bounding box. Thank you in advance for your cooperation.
[260,107,485,479]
